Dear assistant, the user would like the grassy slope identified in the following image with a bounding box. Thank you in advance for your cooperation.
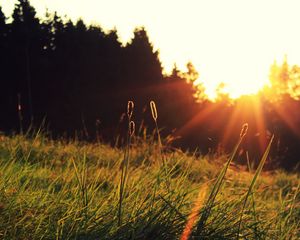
[0,134,299,239]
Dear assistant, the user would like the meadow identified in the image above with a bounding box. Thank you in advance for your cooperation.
[1,1,300,239]
[0,122,299,239]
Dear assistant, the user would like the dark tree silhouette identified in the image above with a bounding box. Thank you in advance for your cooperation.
[10,0,47,126]
[0,6,12,130]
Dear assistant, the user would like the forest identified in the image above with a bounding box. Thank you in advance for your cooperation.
[1,0,300,170]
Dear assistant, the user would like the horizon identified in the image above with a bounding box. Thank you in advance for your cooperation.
[1,0,300,99]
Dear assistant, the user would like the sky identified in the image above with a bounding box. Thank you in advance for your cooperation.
[1,0,300,98]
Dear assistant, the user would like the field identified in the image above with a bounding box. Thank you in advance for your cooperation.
[0,131,299,240]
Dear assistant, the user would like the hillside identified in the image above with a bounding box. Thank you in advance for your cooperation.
[0,133,299,239]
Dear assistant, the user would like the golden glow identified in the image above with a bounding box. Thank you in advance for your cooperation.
[181,184,208,240]
[2,0,300,99]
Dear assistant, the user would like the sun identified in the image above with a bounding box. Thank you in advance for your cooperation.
[192,57,271,101]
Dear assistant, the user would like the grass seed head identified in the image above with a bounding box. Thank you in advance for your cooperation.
[129,121,135,136]
[240,123,248,139]
[150,101,158,121]
[127,101,134,119]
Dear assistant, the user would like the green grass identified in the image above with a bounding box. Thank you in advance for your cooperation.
[0,132,299,239]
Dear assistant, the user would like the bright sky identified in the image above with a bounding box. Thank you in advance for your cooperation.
[1,0,300,99]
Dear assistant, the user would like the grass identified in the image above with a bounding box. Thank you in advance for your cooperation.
[0,130,299,239]
[118,101,135,226]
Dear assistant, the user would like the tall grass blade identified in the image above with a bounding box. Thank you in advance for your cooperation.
[237,135,274,239]
[196,123,248,235]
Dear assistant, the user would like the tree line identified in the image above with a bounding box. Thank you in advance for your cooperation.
[1,0,300,170]
[0,0,198,135]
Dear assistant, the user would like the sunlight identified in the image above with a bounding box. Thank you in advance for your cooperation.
[1,0,300,100]
[194,60,270,100]
[272,101,300,138]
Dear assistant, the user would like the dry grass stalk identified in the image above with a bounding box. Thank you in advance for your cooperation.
[118,101,135,226]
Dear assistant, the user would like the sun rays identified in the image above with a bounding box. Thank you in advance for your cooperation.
[174,93,292,155]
